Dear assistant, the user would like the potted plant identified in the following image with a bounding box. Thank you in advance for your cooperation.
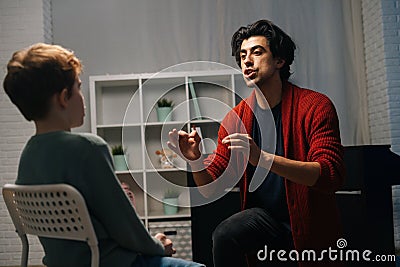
[162,189,180,215]
[156,98,174,122]
[111,144,128,171]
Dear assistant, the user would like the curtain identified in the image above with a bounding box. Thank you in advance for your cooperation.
[341,0,370,145]
[53,0,369,145]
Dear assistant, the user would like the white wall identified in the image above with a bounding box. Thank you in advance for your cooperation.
[0,1,51,265]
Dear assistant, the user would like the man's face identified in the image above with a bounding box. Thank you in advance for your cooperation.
[240,36,282,88]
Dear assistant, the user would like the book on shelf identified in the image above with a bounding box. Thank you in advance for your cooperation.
[188,78,202,120]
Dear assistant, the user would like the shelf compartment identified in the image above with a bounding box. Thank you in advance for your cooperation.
[95,80,141,125]
[141,77,187,123]
[188,75,234,122]
[146,196,191,219]
[146,170,189,187]
[145,171,190,218]
[144,123,189,170]
[122,126,143,170]
[98,126,143,170]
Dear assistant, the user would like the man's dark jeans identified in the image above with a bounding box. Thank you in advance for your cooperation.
[212,207,297,267]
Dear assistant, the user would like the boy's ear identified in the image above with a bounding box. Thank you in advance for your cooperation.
[57,88,69,108]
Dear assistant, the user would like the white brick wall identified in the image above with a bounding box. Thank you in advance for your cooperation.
[381,0,400,155]
[0,0,52,266]
[362,0,391,145]
[363,0,400,154]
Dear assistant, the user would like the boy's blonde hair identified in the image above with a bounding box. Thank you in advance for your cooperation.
[3,43,82,121]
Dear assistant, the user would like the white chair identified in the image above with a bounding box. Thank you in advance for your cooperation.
[2,183,99,267]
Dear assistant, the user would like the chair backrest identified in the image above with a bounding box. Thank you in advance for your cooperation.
[2,183,99,267]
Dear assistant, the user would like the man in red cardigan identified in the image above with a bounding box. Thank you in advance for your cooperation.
[168,20,345,267]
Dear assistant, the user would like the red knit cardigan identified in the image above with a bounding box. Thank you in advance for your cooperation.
[205,82,345,267]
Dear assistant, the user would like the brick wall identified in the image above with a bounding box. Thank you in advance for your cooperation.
[381,0,400,155]
[362,0,400,153]
[362,0,391,145]
[0,0,52,265]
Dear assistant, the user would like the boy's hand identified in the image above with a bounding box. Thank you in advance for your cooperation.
[155,232,176,256]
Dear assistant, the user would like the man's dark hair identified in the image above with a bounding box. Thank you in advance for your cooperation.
[231,19,296,81]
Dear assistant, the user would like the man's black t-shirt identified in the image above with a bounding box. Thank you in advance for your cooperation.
[247,102,290,229]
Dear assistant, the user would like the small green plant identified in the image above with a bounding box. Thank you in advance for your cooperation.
[164,188,180,198]
[157,98,174,108]
[111,144,125,155]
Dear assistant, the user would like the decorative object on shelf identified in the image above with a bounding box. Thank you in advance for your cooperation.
[156,98,174,122]
[163,189,180,215]
[111,145,128,171]
[155,148,177,169]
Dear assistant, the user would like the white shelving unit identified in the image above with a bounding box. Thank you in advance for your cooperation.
[89,69,250,250]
